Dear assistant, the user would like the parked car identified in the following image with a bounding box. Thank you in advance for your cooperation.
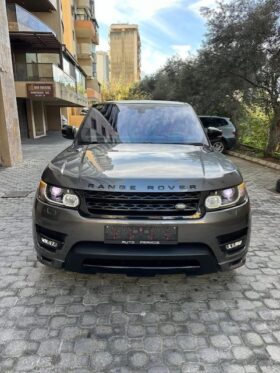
[62,124,77,138]
[81,107,89,115]
[199,116,237,153]
[61,115,68,127]
[33,101,250,275]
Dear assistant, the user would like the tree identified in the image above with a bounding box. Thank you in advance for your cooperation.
[202,0,280,156]
[139,56,243,122]
[101,81,150,101]
[138,0,280,155]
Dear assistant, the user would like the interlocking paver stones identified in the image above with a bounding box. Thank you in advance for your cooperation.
[0,133,280,371]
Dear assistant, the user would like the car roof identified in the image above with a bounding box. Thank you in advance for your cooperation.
[93,100,189,106]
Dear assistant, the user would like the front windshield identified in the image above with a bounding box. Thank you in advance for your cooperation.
[77,103,209,145]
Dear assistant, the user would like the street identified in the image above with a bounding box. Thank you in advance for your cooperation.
[0,133,280,372]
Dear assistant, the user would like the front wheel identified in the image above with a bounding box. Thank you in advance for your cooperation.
[212,140,226,153]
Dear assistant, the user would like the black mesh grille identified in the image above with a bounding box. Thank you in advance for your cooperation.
[79,191,202,218]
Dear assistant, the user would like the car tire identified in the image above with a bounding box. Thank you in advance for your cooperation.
[212,140,226,153]
[276,179,280,193]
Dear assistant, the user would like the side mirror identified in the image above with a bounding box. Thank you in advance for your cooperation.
[207,126,222,141]
[62,125,76,140]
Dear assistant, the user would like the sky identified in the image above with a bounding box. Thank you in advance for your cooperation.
[95,0,218,76]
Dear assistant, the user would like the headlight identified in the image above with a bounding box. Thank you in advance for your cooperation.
[205,183,247,210]
[38,181,80,208]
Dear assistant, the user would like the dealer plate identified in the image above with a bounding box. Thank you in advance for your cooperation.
[104,225,178,245]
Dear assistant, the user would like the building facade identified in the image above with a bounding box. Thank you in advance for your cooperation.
[110,24,141,84]
[96,51,110,87]
[2,0,101,143]
[74,0,101,104]
[61,0,101,126]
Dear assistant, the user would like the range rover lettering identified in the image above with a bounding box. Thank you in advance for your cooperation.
[33,101,251,275]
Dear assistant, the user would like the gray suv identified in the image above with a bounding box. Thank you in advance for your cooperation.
[33,101,250,275]
[199,116,237,153]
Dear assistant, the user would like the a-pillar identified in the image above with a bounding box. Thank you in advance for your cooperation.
[0,0,22,166]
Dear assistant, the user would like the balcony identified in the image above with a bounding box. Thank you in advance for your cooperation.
[6,0,57,12]
[13,63,88,107]
[79,63,93,78]
[8,4,61,51]
[86,78,101,102]
[7,4,55,34]
[75,17,99,44]
[14,63,75,88]
[77,0,91,9]
[77,43,94,59]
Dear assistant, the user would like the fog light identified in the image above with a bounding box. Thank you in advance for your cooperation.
[205,195,222,209]
[40,237,59,249]
[226,240,243,250]
[63,193,80,208]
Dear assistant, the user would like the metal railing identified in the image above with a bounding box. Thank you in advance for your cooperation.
[52,65,76,91]
[7,4,55,34]
[14,63,77,92]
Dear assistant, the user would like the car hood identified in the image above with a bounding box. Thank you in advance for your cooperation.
[42,143,242,192]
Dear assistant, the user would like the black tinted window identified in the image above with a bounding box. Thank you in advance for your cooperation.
[78,103,209,145]
[200,117,228,128]
[214,118,228,127]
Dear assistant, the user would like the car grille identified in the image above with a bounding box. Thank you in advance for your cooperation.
[78,191,203,219]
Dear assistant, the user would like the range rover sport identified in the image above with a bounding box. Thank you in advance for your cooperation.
[33,101,250,275]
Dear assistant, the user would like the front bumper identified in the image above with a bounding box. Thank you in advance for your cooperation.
[33,198,251,275]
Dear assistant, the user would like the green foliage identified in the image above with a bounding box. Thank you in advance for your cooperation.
[101,81,150,101]
[202,0,280,156]
[239,106,269,150]
[139,0,280,156]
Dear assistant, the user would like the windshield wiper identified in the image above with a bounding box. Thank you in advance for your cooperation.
[186,142,206,146]
[78,140,106,145]
[155,142,206,146]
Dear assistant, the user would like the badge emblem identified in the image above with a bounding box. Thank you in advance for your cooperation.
[175,203,187,210]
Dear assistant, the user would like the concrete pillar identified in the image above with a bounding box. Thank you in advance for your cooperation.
[0,0,22,166]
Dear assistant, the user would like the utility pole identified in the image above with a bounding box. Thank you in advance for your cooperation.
[0,0,22,166]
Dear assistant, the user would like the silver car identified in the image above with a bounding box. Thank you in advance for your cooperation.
[33,101,250,275]
[199,116,237,153]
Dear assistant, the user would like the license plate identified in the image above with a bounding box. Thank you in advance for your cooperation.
[104,225,178,245]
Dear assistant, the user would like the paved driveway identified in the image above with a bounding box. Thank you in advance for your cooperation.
[0,133,280,373]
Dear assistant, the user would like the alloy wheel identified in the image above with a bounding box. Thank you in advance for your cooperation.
[213,141,225,153]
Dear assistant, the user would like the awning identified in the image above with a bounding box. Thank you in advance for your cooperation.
[9,32,61,51]
[6,0,56,12]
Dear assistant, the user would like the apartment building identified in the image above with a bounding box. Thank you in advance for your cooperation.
[60,0,101,127]
[110,24,141,84]
[3,0,101,142]
[96,51,110,86]
[75,0,101,105]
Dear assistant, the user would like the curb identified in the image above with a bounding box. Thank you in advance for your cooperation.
[227,150,280,171]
